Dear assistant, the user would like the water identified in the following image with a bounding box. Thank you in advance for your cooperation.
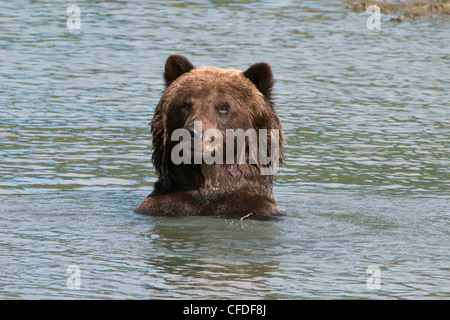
[0,0,449,299]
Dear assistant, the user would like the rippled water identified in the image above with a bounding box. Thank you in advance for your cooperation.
[0,0,449,299]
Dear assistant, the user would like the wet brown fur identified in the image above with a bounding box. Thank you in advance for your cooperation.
[135,55,285,219]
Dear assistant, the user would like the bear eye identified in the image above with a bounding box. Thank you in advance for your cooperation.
[180,102,192,112]
[218,103,229,114]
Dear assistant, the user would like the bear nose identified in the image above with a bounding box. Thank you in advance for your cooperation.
[183,123,203,139]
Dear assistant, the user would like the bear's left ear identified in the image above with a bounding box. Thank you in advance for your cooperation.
[243,62,274,100]
[164,54,194,87]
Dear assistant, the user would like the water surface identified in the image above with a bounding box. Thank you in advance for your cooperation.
[0,0,449,299]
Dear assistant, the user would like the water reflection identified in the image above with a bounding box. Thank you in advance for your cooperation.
[138,217,284,298]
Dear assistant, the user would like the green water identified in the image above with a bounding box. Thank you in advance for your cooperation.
[0,0,449,299]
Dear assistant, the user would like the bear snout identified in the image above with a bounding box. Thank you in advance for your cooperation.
[183,123,203,140]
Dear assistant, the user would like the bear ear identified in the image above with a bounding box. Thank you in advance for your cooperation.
[243,62,274,100]
[164,54,194,87]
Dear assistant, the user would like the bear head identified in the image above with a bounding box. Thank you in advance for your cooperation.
[148,55,284,211]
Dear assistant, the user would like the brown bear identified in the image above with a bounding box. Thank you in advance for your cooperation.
[135,54,284,219]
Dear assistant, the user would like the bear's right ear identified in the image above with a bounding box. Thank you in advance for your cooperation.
[164,54,194,87]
